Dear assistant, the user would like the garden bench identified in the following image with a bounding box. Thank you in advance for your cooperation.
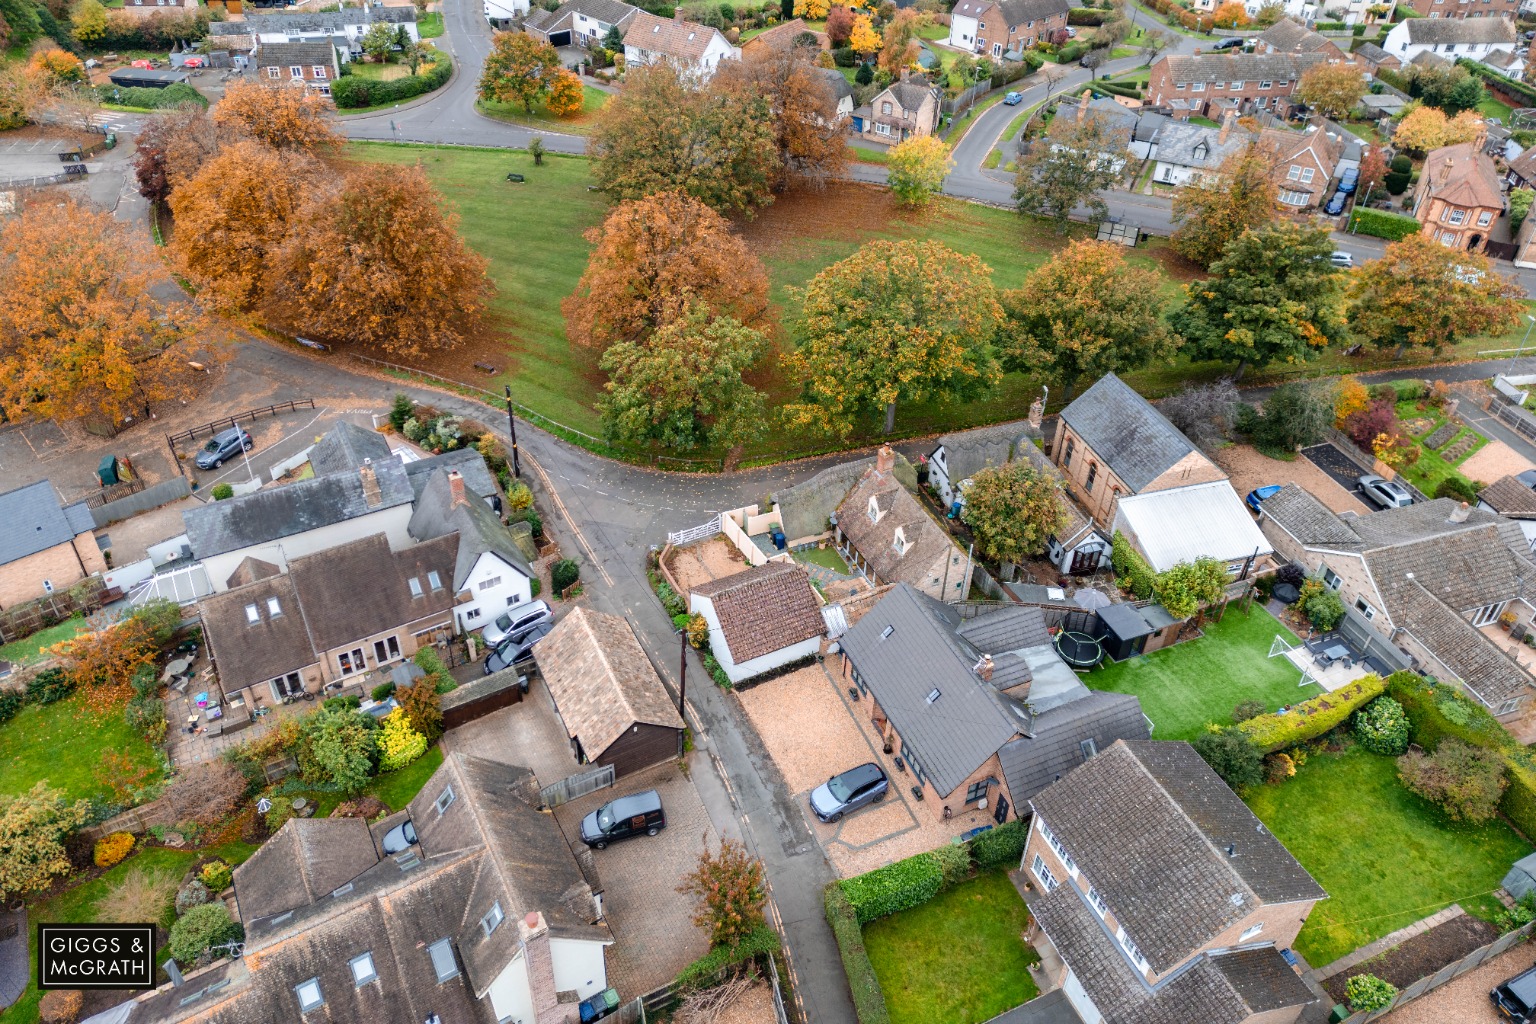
[474,362,497,375]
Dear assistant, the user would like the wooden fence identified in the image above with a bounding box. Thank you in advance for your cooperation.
[164,399,317,448]
[0,579,107,646]
[1334,922,1534,1023]
[538,764,614,809]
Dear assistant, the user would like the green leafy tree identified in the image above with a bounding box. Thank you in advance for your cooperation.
[603,23,624,49]
[1154,557,1228,618]
[1511,187,1535,231]
[1191,728,1264,791]
[885,134,951,208]
[1345,975,1398,1013]
[0,782,91,903]
[997,239,1176,404]
[478,31,562,111]
[169,903,242,964]
[70,0,107,44]
[1247,380,1335,454]
[600,304,767,451]
[297,707,379,795]
[1013,111,1131,231]
[1171,142,1278,267]
[1169,223,1347,380]
[362,21,398,62]
[960,461,1068,564]
[782,239,1002,437]
[1397,739,1507,823]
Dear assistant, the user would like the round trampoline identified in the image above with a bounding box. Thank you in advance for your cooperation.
[1054,631,1104,669]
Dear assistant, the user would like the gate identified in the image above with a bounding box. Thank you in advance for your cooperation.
[667,515,722,547]
[538,764,615,809]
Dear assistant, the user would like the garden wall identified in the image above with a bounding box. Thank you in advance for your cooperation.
[90,478,191,529]
[439,665,524,729]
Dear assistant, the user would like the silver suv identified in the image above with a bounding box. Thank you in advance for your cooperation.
[481,599,552,647]
[195,428,253,470]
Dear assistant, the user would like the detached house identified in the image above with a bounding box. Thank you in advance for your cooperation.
[1385,16,1517,63]
[0,480,103,610]
[1266,124,1345,209]
[1020,740,1325,1024]
[408,469,536,633]
[524,0,641,49]
[1479,473,1536,553]
[1412,142,1504,251]
[1151,117,1254,186]
[854,78,942,143]
[835,445,972,602]
[946,0,1071,58]
[252,41,340,96]
[622,10,738,81]
[1259,485,1536,723]
[1256,18,1351,60]
[689,562,826,684]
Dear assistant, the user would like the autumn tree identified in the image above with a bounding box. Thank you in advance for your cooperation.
[0,782,91,904]
[719,37,847,188]
[587,63,778,217]
[1171,142,1277,267]
[545,67,584,117]
[1297,62,1368,120]
[1357,145,1387,196]
[961,462,1068,563]
[887,133,951,207]
[397,679,444,742]
[478,31,562,112]
[1404,62,1486,115]
[878,8,925,73]
[600,304,767,451]
[997,239,1175,403]
[783,239,1002,436]
[267,163,490,357]
[826,3,853,45]
[70,0,106,43]
[676,839,767,950]
[1013,111,1131,232]
[28,48,84,87]
[171,140,320,310]
[0,198,209,424]
[211,77,343,152]
[1169,223,1348,379]
[0,63,33,131]
[793,0,829,16]
[131,104,217,203]
[563,191,770,350]
[1347,232,1524,359]
[1391,105,1483,155]
[850,13,881,57]
[163,760,246,828]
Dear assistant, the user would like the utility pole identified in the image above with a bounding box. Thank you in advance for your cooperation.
[677,627,688,718]
[503,385,521,479]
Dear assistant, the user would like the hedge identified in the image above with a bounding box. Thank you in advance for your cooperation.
[1347,207,1422,241]
[1099,81,1143,99]
[970,818,1030,869]
[988,55,1040,90]
[1374,66,1410,93]
[673,925,780,988]
[824,885,892,1024]
[1460,58,1536,107]
[96,82,207,109]
[1111,531,1156,600]
[1238,673,1390,752]
[332,52,452,109]
[838,848,945,924]
[1067,7,1107,23]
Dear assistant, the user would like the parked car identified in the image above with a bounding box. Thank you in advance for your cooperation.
[1003,91,1023,105]
[195,428,254,470]
[1492,964,1536,1023]
[1330,251,1354,268]
[1358,474,1414,509]
[1325,190,1347,216]
[1338,167,1360,194]
[1212,36,1244,49]
[481,599,552,648]
[381,819,417,855]
[578,789,666,849]
[1245,485,1282,513]
[1064,26,1076,36]
[809,762,889,823]
[482,621,553,675]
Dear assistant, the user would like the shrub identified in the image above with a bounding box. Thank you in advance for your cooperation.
[332,50,451,108]
[824,885,891,1024]
[1433,477,1479,502]
[552,559,581,595]
[210,483,233,501]
[685,612,709,649]
[371,682,396,702]
[174,878,210,917]
[1302,588,1345,630]
[1398,739,1507,823]
[378,707,427,772]
[1275,563,1306,589]
[1386,673,1508,752]
[838,849,945,924]
[1354,696,1410,755]
[969,817,1029,869]
[507,481,534,511]
[673,924,780,988]
[334,795,389,820]
[98,81,207,110]
[929,842,972,889]
[1347,207,1423,240]
[93,831,135,868]
[676,839,766,949]
[200,860,232,893]
[264,797,295,834]
[832,46,857,66]
[168,903,241,964]
[0,691,23,725]
[27,668,74,705]
[1111,531,1156,599]
[1346,973,1398,1012]
[1265,751,1297,784]
[1240,674,1390,752]
[529,576,543,598]
[1192,728,1265,791]
[398,680,444,742]
[1232,699,1267,724]
[38,990,83,1024]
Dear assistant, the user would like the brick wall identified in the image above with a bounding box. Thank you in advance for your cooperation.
[0,543,95,610]
[1051,421,1133,524]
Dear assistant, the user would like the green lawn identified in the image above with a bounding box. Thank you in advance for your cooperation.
[1246,747,1532,967]
[1086,606,1319,740]
[367,744,444,811]
[0,616,86,666]
[1479,95,1514,122]
[476,84,610,135]
[0,693,163,803]
[864,869,1039,1024]
[418,11,444,37]
[349,60,414,81]
[1393,398,1489,494]
[793,546,851,574]
[1189,114,1222,128]
[918,22,950,40]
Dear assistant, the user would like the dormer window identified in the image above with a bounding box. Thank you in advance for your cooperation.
[245,604,260,624]
[1239,922,1264,941]
[893,526,908,556]
[867,495,881,524]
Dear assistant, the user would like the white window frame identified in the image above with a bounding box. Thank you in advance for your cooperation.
[1478,210,1494,227]
[337,647,366,676]
[1288,164,1303,180]
[478,576,503,591]
[267,596,282,617]
[295,978,324,1013]
[1259,79,1272,88]
[1300,167,1315,184]
[1355,596,1376,620]
[1117,927,1150,972]
[1191,81,1206,91]
[435,785,456,815]
[1322,567,1342,590]
[289,65,304,78]
[1239,922,1264,941]
[428,938,459,982]
[1031,853,1059,892]
[1447,208,1467,225]
[1231,79,1244,88]
[373,636,401,664]
[481,901,505,936]
[1037,820,1078,877]
[312,65,328,79]
[427,570,443,591]
[1088,887,1111,918]
[266,66,281,79]
[408,576,424,598]
[245,603,260,624]
[349,953,377,986]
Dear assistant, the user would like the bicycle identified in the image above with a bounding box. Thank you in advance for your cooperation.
[280,689,315,705]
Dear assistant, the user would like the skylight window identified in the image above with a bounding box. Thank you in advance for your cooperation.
[429,939,459,982]
[350,953,377,986]
[408,577,424,599]
[244,604,260,624]
[481,902,504,937]
[926,688,942,704]
[295,978,324,1013]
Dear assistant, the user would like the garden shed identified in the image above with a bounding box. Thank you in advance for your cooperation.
[1096,604,1156,662]
[1503,852,1536,901]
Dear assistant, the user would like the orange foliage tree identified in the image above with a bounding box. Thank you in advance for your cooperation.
[211,77,343,152]
[1391,105,1483,154]
[478,31,562,112]
[1211,0,1249,26]
[849,14,881,57]
[563,191,770,351]
[878,9,925,73]
[545,68,584,118]
[0,197,210,423]
[170,140,321,310]
[28,49,84,87]
[718,38,848,188]
[51,612,161,706]
[1334,377,1370,427]
[266,163,491,356]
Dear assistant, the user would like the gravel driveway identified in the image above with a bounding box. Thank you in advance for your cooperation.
[1214,444,1370,516]
[1380,939,1536,1024]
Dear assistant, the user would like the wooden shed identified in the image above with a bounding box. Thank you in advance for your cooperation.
[532,606,686,778]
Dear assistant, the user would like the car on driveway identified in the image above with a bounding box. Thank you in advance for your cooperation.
[482,620,553,675]
[1358,474,1414,509]
[1492,963,1536,1022]
[381,819,417,855]
[1245,485,1282,513]
[1003,91,1023,105]
[579,789,666,849]
[810,762,889,823]
[481,599,552,648]
[1212,36,1243,49]
[195,427,254,470]
[1325,190,1347,216]
[1338,167,1360,194]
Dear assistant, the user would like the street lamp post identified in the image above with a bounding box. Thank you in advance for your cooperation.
[1515,314,1536,365]
[676,627,688,719]
[503,385,521,479]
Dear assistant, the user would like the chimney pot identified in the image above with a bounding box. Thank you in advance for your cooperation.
[448,470,468,509]
[875,445,896,475]
[979,655,994,682]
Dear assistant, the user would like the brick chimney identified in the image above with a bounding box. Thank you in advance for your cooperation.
[1439,156,1454,185]
[875,445,896,475]
[673,7,684,21]
[978,655,994,683]
[447,469,468,509]
[519,912,563,1023]
[1449,501,1472,523]
[1077,89,1090,122]
[359,458,381,508]
[1219,110,1236,145]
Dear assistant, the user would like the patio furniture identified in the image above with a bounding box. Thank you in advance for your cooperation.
[195,692,209,708]
[1323,644,1350,662]
[161,657,190,683]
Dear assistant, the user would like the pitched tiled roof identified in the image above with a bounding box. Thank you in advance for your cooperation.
[213,6,416,32]
[1355,42,1392,64]
[1156,51,1323,85]
[199,574,318,686]
[1481,476,1536,519]
[403,448,501,505]
[1260,484,1362,549]
[690,562,825,664]
[1156,120,1255,171]
[1405,17,1516,45]
[254,41,338,69]
[234,817,380,920]
[624,10,729,61]
[408,468,532,587]
[933,421,1031,485]
[1421,142,1503,212]
[532,607,685,757]
[307,421,391,478]
[1509,147,1536,185]
[957,605,1052,653]
[837,461,965,590]
[995,0,1072,23]
[286,532,457,653]
[1259,18,1334,54]
[226,555,282,589]
[1483,49,1522,71]
[1059,373,1209,492]
[1396,579,1533,704]
[885,80,940,114]
[1030,740,1325,973]
[1360,521,1518,619]
[741,17,816,52]
[997,690,1149,803]
[0,480,94,566]
[547,0,641,26]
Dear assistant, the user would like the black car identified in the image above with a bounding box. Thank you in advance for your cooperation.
[809,762,889,823]
[381,819,417,855]
[1325,189,1347,216]
[1212,36,1243,49]
[482,620,553,674]
[1493,963,1536,1022]
[195,427,254,470]
[579,789,666,849]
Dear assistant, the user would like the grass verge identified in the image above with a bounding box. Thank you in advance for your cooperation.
[476,84,610,135]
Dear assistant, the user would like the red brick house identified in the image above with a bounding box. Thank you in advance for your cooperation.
[1413,141,1504,250]
[253,41,341,97]
[946,0,1071,58]
[1255,18,1352,61]
[1264,123,1345,209]
[1409,0,1521,20]
[1146,52,1325,116]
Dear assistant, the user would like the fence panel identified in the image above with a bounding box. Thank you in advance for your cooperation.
[90,478,192,529]
[668,516,723,547]
[1337,921,1536,1024]
[539,764,615,809]
[165,399,317,447]
[611,998,645,1024]
[768,952,791,1024]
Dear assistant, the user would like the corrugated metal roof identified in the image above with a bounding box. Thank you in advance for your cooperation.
[1114,481,1272,571]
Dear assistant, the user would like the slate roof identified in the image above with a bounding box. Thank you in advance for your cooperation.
[1420,142,1503,212]
[690,562,825,664]
[1059,373,1206,493]
[1258,18,1336,54]
[1259,484,1362,549]
[199,574,317,687]
[624,10,729,61]
[307,421,391,478]
[1483,49,1523,72]
[952,0,1071,25]
[1355,42,1393,65]
[233,817,380,920]
[840,584,1029,797]
[932,421,1031,485]
[772,453,918,542]
[183,458,413,559]
[408,468,532,589]
[1404,17,1516,45]
[532,607,685,758]
[1055,94,1141,138]
[1397,580,1533,704]
[211,6,416,32]
[0,480,94,567]
[1508,147,1536,186]
[837,459,966,591]
[226,555,282,589]
[403,448,501,505]
[958,605,1052,653]
[1030,740,1325,973]
[1156,51,1323,85]
[1155,120,1254,171]
[1481,476,1536,519]
[531,0,640,28]
[253,41,338,70]
[997,690,1149,803]
[1114,480,1272,571]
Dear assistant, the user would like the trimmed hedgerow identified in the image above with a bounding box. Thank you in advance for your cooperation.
[1238,673,1389,752]
[838,849,945,925]
[824,884,892,1024]
[331,51,452,109]
[970,817,1029,869]
[673,924,779,988]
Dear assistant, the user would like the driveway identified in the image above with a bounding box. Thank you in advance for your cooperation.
[1213,444,1370,516]
[1300,444,1379,506]
[1380,939,1536,1024]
